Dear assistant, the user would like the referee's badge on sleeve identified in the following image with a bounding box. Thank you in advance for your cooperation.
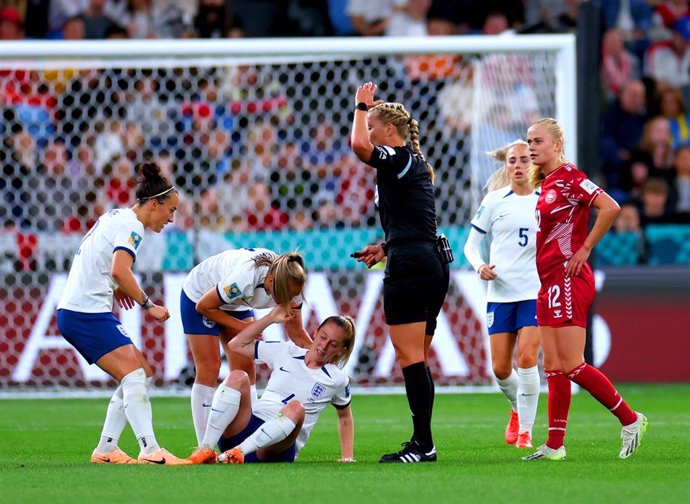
[487,312,494,329]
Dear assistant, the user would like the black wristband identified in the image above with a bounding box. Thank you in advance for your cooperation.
[356,102,369,111]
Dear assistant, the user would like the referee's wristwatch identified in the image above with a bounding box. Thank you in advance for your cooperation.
[356,102,369,111]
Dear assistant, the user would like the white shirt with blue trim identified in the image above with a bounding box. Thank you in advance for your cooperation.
[58,208,145,313]
[470,186,540,303]
[182,248,289,312]
[253,340,351,455]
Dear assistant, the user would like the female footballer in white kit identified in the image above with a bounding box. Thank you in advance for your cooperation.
[57,162,190,465]
[181,248,312,446]
[464,140,541,449]
[186,305,355,464]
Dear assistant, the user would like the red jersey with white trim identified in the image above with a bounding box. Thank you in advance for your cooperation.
[535,163,603,278]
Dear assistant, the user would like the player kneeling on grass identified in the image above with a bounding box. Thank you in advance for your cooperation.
[187,306,356,464]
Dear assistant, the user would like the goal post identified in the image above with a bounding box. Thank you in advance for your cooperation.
[0,35,576,394]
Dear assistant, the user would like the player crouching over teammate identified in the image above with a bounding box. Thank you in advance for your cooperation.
[187,305,356,464]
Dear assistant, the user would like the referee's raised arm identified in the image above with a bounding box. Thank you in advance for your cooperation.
[350,81,381,162]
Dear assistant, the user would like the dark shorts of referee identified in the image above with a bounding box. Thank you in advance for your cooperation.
[383,240,450,336]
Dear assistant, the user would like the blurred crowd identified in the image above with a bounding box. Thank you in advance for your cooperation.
[2,0,690,267]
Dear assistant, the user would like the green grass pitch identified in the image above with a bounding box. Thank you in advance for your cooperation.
[1,384,688,504]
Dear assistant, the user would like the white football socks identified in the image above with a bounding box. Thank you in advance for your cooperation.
[191,383,216,445]
[517,366,540,434]
[238,414,296,455]
[496,369,519,412]
[96,376,154,454]
[200,385,241,449]
[95,385,126,454]
[121,368,159,455]
[250,384,259,406]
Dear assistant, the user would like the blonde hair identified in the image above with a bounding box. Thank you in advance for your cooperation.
[528,118,566,188]
[370,102,436,184]
[318,315,356,367]
[253,251,307,309]
[485,139,530,192]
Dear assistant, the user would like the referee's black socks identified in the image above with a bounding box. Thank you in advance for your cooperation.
[402,361,434,451]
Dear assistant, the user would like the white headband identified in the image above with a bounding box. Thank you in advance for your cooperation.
[143,186,175,200]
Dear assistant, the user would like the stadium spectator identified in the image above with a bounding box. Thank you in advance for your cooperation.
[77,0,120,39]
[521,0,580,34]
[653,0,690,31]
[194,0,230,38]
[616,151,654,203]
[56,161,189,465]
[60,15,86,39]
[187,305,355,464]
[180,248,311,446]
[482,11,510,35]
[523,118,647,461]
[328,0,354,35]
[426,0,474,34]
[601,27,639,102]
[593,0,654,60]
[386,0,430,37]
[0,6,23,40]
[639,176,675,224]
[644,16,690,89]
[600,79,648,189]
[347,0,392,36]
[658,86,690,149]
[350,82,450,463]
[639,115,675,176]
[463,140,541,449]
[615,200,643,232]
[672,146,690,214]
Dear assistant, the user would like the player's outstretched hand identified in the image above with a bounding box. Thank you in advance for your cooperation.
[353,244,385,269]
[478,264,497,281]
[355,82,382,109]
[147,304,170,322]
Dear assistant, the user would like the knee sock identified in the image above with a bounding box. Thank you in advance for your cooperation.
[567,363,637,426]
[237,414,296,455]
[496,369,519,412]
[517,366,540,435]
[426,366,435,420]
[250,384,259,406]
[96,385,126,453]
[402,362,433,450]
[545,369,571,449]
[191,383,215,445]
[121,368,160,455]
[200,384,241,449]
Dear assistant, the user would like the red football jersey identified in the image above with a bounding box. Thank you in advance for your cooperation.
[535,163,603,278]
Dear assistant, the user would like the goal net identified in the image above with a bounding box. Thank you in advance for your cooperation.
[0,36,575,394]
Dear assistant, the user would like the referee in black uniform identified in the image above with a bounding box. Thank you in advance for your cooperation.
[351,82,451,463]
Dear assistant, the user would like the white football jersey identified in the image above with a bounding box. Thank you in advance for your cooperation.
[470,187,540,303]
[182,248,294,311]
[252,340,351,456]
[58,208,145,313]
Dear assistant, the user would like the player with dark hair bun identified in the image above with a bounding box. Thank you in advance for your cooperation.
[57,161,187,465]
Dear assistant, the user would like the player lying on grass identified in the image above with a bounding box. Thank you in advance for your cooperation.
[187,305,356,464]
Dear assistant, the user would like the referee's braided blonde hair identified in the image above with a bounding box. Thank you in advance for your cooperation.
[370,102,436,185]
[528,118,566,188]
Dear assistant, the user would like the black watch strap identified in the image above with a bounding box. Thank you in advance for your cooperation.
[356,102,369,111]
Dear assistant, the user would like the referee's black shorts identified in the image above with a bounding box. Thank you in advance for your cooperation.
[383,241,450,336]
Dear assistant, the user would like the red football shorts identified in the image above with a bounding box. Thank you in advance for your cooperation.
[537,265,595,328]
